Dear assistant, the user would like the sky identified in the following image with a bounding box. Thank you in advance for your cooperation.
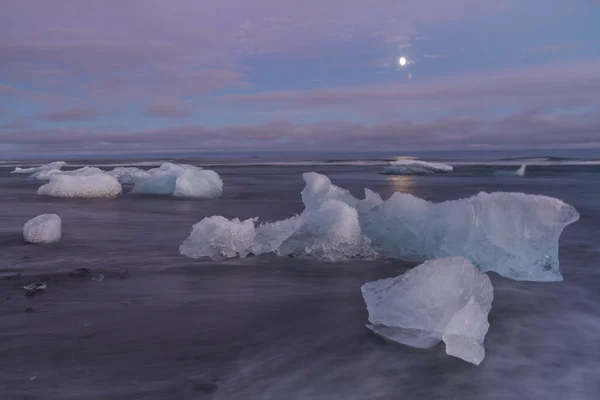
[1,0,599,157]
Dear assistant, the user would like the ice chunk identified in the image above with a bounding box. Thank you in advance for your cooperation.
[23,214,62,244]
[131,163,223,198]
[361,257,493,365]
[179,216,256,260]
[277,199,373,260]
[382,159,453,175]
[494,164,526,177]
[37,173,122,199]
[361,190,579,281]
[12,161,66,174]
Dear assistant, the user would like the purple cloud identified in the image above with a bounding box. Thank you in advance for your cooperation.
[217,61,600,113]
[2,109,599,155]
[40,108,97,122]
[143,98,189,118]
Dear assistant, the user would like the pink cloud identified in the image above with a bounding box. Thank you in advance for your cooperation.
[143,98,189,118]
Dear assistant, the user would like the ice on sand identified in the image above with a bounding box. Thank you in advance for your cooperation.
[23,214,62,244]
[382,159,453,175]
[179,171,578,282]
[361,257,493,365]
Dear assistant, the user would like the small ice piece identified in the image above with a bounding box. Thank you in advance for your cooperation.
[12,161,66,174]
[361,190,579,281]
[382,159,453,175]
[494,164,526,177]
[23,214,62,244]
[37,173,122,198]
[301,172,359,210]
[23,282,47,295]
[361,257,493,365]
[179,216,257,260]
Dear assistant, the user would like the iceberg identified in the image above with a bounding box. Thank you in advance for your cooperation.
[12,161,66,174]
[361,257,493,365]
[493,164,526,177]
[37,173,122,199]
[23,214,62,244]
[382,159,453,175]
[361,189,579,281]
[129,163,223,198]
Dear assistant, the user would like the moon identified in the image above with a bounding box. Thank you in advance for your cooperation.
[398,57,407,66]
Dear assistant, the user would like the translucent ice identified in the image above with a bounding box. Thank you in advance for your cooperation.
[382,160,453,175]
[361,189,579,281]
[12,161,66,174]
[130,163,223,198]
[23,214,62,244]
[361,257,493,365]
[38,173,122,199]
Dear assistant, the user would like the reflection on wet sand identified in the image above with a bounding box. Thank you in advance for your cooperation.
[387,175,414,194]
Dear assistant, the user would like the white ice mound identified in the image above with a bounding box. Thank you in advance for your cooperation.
[494,164,526,177]
[23,214,62,244]
[130,163,223,198]
[180,199,373,261]
[12,161,66,174]
[382,159,453,175]
[361,257,493,365]
[37,173,122,199]
[361,189,579,281]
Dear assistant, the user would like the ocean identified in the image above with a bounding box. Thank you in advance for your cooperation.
[1,151,599,399]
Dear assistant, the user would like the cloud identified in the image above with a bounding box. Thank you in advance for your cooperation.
[143,98,189,118]
[2,109,599,156]
[524,43,580,54]
[40,108,97,122]
[216,61,600,113]
[423,54,444,59]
